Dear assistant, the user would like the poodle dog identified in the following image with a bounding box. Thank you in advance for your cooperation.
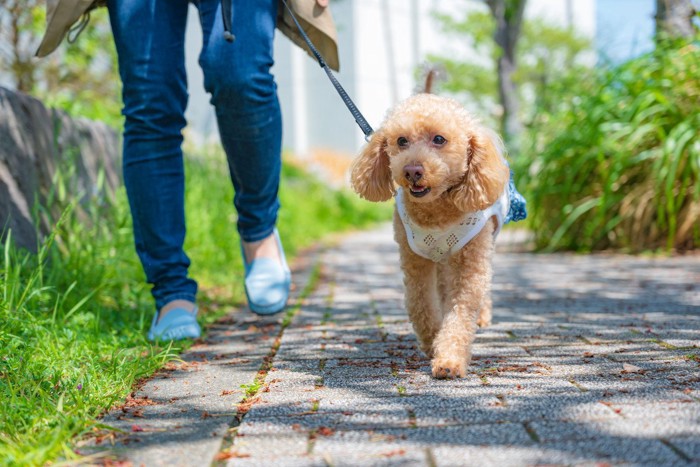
[350,93,510,379]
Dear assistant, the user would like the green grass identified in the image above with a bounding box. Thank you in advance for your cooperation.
[0,200,177,465]
[0,150,391,465]
[239,381,264,398]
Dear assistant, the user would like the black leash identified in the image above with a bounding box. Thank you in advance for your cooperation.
[278,0,375,138]
[220,0,374,138]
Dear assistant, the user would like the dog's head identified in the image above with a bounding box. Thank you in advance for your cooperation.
[350,94,509,212]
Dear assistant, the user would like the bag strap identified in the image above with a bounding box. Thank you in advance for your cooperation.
[221,0,235,42]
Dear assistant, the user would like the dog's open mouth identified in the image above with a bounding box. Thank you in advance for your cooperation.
[409,185,431,198]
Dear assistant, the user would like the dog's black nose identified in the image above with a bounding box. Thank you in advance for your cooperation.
[404,165,424,183]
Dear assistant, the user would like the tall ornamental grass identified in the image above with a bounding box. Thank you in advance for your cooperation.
[518,38,699,252]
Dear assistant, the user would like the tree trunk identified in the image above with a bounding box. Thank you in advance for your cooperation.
[655,0,697,40]
[2,1,38,93]
[486,0,527,155]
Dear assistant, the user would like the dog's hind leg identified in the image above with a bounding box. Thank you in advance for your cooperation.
[477,293,492,328]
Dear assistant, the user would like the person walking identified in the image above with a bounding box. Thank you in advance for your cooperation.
[36,0,340,341]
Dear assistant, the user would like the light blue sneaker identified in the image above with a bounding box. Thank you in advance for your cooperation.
[147,306,201,341]
[242,229,291,316]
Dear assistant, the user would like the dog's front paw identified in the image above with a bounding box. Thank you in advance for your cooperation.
[431,357,466,379]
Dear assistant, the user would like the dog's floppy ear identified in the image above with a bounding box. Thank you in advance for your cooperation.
[448,128,509,212]
[350,129,395,202]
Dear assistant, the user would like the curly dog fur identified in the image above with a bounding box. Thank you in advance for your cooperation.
[350,93,510,379]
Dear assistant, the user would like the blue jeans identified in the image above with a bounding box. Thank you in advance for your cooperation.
[108,0,282,311]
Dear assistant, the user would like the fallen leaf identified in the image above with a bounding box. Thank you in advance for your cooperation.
[622,363,643,374]
[214,450,250,460]
[131,425,143,432]
[316,426,335,437]
[381,449,407,458]
[599,401,623,414]
[102,460,133,467]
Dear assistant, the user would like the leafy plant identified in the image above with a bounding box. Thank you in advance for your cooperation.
[517,37,700,252]
[240,380,263,398]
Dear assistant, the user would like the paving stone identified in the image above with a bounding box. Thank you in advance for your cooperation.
[431,445,585,467]
[226,455,328,467]
[239,409,413,436]
[309,383,403,401]
[529,415,700,442]
[537,438,685,465]
[311,423,534,464]
[434,439,688,466]
[321,448,428,466]
[483,375,583,396]
[609,400,700,422]
[277,342,391,360]
[231,432,310,459]
[666,436,700,462]
[324,363,399,380]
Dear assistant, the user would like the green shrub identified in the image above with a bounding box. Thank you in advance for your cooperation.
[517,38,700,252]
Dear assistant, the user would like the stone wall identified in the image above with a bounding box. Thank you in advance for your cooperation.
[0,86,121,251]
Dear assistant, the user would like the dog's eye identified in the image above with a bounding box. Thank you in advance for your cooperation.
[433,135,447,145]
[397,137,409,148]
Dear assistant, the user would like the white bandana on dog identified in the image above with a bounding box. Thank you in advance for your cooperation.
[395,187,509,262]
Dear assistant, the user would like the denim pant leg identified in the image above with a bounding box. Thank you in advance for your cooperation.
[108,0,198,311]
[196,0,282,243]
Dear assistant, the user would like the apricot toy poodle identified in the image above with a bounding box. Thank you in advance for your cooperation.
[350,93,512,379]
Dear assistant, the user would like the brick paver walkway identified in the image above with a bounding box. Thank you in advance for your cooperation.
[85,224,700,466]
